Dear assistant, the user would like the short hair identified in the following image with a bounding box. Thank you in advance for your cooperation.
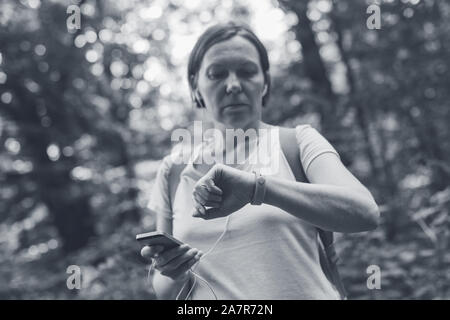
[187,21,271,108]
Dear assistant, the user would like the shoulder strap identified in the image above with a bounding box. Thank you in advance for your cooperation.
[278,126,347,299]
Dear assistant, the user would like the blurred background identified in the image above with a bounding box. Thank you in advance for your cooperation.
[0,0,449,299]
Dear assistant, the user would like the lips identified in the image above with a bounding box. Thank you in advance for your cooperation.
[223,103,248,111]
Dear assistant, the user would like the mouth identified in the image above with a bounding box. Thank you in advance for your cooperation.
[223,103,249,111]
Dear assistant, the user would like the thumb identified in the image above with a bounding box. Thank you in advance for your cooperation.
[140,245,163,260]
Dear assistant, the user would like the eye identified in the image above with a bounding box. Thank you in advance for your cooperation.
[207,67,227,80]
[238,65,258,78]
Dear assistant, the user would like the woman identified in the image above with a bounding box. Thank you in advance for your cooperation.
[141,22,380,300]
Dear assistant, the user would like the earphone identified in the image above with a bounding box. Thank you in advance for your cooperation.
[262,84,268,96]
[194,90,205,109]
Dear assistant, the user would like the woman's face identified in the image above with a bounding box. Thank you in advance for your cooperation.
[195,35,267,130]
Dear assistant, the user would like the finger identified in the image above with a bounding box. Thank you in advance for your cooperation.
[159,248,200,271]
[191,202,206,217]
[157,248,201,272]
[192,191,221,208]
[192,210,202,218]
[141,245,163,259]
[162,255,201,280]
[194,184,222,202]
[154,244,191,267]
[199,186,223,202]
[203,178,223,195]
[155,244,190,266]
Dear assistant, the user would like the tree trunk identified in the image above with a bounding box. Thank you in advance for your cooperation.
[279,0,339,139]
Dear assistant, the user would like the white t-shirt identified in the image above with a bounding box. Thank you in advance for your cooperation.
[148,124,341,299]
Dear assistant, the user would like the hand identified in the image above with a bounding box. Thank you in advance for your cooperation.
[191,163,255,220]
[140,244,203,282]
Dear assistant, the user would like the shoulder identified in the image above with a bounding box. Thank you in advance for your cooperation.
[155,148,183,180]
[292,124,335,147]
[293,124,320,140]
[292,124,340,173]
[277,123,325,146]
[157,154,173,178]
[276,124,314,135]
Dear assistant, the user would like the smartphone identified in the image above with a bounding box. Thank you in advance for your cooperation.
[136,231,184,250]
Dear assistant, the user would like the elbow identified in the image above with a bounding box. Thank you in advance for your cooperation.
[351,189,380,232]
[363,201,380,231]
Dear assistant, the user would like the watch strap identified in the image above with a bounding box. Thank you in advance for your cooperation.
[251,170,266,205]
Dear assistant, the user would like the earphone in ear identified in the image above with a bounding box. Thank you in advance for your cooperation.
[194,89,202,101]
[194,90,206,109]
[261,84,269,107]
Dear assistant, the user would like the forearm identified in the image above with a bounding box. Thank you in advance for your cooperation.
[263,176,379,233]
[152,271,193,300]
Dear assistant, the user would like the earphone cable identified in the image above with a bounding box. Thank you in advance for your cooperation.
[178,214,231,300]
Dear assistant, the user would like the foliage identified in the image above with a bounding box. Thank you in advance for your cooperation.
[1,0,449,299]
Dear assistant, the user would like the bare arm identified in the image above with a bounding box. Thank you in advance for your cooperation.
[191,149,379,232]
[263,153,380,233]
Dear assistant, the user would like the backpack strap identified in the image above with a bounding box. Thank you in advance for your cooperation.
[278,126,347,299]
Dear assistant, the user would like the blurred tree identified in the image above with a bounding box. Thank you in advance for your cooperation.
[0,0,167,252]
[1,1,96,251]
[1,0,449,300]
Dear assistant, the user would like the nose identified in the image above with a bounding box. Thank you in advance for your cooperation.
[225,72,242,94]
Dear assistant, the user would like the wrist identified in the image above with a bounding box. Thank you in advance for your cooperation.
[250,170,266,205]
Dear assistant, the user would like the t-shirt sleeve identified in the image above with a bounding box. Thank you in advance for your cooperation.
[295,124,340,174]
[147,155,173,220]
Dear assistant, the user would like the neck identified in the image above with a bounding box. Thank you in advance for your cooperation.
[213,120,268,135]
[207,120,271,162]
